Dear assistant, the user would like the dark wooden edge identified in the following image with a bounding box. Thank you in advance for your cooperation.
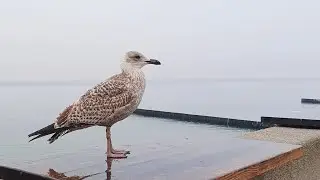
[0,165,57,180]
[133,109,266,130]
[261,116,320,129]
[214,147,303,180]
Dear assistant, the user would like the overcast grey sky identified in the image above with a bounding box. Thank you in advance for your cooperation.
[0,0,319,81]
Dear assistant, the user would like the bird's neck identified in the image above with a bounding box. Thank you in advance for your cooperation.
[121,63,145,80]
[121,63,146,98]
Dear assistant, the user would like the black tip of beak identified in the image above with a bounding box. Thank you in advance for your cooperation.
[146,59,161,65]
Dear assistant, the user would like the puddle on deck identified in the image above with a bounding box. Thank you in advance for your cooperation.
[1,115,254,179]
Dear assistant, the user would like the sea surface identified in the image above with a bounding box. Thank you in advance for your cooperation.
[0,79,319,178]
[143,78,320,121]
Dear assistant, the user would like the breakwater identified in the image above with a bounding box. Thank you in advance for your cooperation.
[261,116,320,129]
[133,108,265,130]
[301,98,320,104]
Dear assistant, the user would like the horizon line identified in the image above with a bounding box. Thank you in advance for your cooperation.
[0,77,320,85]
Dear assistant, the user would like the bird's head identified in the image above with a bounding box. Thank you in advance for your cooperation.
[121,51,161,70]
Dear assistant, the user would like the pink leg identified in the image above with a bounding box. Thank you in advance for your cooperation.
[106,127,129,158]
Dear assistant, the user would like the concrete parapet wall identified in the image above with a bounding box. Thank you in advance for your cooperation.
[241,127,320,180]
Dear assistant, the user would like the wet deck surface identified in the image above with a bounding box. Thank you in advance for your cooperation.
[39,137,300,180]
[1,115,301,180]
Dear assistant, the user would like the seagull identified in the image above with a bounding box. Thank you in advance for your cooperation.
[28,51,161,158]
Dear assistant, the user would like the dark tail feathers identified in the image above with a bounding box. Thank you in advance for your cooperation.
[28,123,69,143]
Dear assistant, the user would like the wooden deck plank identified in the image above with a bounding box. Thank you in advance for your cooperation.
[1,116,303,180]
[37,138,302,180]
[1,138,302,180]
[215,147,303,180]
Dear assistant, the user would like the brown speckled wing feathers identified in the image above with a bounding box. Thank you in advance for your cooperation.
[55,74,133,127]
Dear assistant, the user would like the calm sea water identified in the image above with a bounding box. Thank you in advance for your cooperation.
[143,79,320,121]
[0,79,319,178]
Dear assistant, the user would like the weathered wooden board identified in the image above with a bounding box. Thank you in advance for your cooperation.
[1,116,302,180]
[215,147,302,180]
[31,137,301,180]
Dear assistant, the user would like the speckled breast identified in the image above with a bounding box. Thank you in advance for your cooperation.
[107,75,146,126]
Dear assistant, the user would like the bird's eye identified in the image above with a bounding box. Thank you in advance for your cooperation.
[133,55,141,59]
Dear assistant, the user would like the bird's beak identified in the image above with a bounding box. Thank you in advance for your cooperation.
[145,59,161,65]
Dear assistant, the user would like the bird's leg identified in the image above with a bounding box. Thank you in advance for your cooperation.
[106,127,129,158]
[107,127,130,155]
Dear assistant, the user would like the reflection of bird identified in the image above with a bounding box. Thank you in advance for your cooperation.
[28,51,161,158]
[106,158,113,180]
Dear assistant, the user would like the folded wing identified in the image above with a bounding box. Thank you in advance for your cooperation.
[28,73,135,143]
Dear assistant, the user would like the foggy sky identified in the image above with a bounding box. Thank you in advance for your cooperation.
[0,0,320,81]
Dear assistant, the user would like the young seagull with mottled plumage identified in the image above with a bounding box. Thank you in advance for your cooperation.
[28,51,161,158]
